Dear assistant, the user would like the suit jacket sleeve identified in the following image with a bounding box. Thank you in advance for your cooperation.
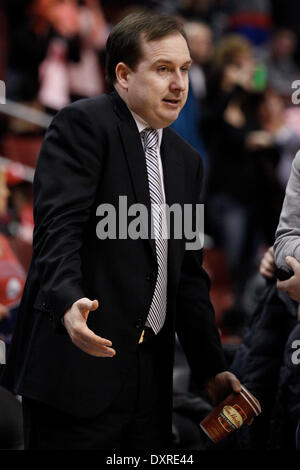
[175,157,227,387]
[32,104,103,327]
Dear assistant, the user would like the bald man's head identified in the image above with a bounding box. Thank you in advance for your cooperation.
[184,22,213,65]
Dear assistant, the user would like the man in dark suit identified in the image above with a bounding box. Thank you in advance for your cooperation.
[1,12,241,450]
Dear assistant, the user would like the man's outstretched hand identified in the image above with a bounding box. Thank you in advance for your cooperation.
[63,298,116,357]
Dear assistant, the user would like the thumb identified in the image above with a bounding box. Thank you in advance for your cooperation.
[77,297,97,313]
[285,256,300,272]
[90,299,99,311]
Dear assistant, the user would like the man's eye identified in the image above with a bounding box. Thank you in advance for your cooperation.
[158,66,168,72]
[181,67,189,73]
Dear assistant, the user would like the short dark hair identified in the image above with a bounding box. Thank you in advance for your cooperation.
[105,12,188,85]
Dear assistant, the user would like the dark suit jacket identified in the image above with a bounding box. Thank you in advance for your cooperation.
[1,91,226,423]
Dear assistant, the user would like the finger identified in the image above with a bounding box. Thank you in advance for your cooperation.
[261,269,274,279]
[277,277,292,290]
[266,256,275,268]
[77,334,116,354]
[228,374,242,393]
[264,252,275,266]
[79,339,116,357]
[79,327,112,347]
[262,261,275,272]
[285,256,300,271]
[260,256,275,277]
[77,297,97,312]
[75,324,113,348]
[266,271,275,278]
[79,340,116,357]
[260,262,274,277]
[73,329,116,356]
[73,338,116,357]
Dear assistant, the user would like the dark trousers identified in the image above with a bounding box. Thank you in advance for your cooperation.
[22,334,170,450]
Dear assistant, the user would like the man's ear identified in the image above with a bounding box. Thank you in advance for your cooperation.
[115,62,131,90]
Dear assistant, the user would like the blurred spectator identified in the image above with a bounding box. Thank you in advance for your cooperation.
[0,169,26,343]
[67,0,109,101]
[203,34,282,303]
[258,28,300,97]
[39,0,109,108]
[177,0,232,41]
[171,21,213,167]
[6,0,78,103]
[257,87,300,188]
[184,21,213,99]
[271,0,300,52]
[9,182,34,245]
[6,0,108,112]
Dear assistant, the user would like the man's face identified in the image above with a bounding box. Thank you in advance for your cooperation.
[123,33,191,129]
[188,25,213,65]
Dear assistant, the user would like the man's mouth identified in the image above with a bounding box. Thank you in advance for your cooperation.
[163,98,180,104]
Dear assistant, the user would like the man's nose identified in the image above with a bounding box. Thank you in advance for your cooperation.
[170,71,186,91]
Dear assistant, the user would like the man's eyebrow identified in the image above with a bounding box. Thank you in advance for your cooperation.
[152,59,193,66]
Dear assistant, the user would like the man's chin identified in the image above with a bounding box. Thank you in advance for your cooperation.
[147,110,181,129]
[159,111,181,127]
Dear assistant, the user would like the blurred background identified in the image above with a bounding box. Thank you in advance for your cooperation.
[0,0,300,451]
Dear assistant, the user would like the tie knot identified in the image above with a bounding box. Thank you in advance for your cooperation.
[141,128,159,151]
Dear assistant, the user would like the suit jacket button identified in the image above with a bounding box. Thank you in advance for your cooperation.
[135,318,143,328]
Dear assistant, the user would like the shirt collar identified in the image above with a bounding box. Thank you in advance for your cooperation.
[129,109,163,148]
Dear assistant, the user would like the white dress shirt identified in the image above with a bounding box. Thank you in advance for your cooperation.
[130,109,166,203]
[129,110,167,330]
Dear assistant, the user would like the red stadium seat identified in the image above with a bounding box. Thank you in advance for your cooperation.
[1,135,42,168]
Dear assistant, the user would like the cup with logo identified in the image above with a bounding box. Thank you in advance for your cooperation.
[200,385,261,443]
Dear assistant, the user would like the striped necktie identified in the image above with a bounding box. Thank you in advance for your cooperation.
[141,127,168,334]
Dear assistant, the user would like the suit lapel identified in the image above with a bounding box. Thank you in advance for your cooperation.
[161,128,185,209]
[110,92,156,257]
[110,92,185,264]
[161,129,185,285]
